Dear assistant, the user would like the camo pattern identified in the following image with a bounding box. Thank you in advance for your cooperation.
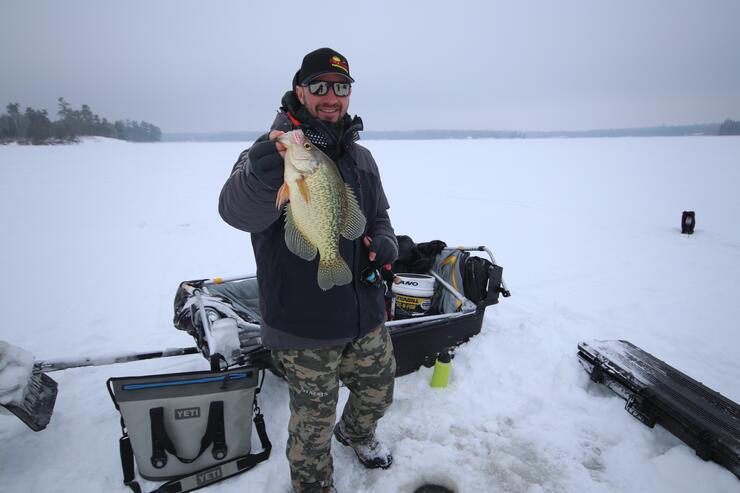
[273,325,395,493]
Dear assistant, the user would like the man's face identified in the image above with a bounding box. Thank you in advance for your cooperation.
[295,73,352,123]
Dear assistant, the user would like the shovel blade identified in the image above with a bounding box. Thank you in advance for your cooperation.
[1,371,58,431]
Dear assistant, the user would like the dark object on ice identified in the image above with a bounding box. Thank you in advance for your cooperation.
[578,340,740,479]
[414,485,455,493]
[1,371,58,431]
[681,210,696,234]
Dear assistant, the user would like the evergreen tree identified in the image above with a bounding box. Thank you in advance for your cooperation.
[2,98,161,143]
[6,103,25,138]
[98,117,115,137]
[25,107,51,144]
[51,120,68,140]
[56,97,74,139]
[719,119,740,136]
[0,114,13,141]
[112,119,161,142]
[114,120,126,140]
[80,104,94,134]
[57,97,72,120]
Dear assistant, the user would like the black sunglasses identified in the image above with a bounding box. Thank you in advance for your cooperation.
[305,80,351,97]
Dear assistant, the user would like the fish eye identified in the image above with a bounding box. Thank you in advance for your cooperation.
[303,143,312,150]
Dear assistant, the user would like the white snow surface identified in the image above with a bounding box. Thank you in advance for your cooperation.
[0,341,35,406]
[1,136,739,492]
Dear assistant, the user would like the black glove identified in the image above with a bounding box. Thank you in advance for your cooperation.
[367,235,398,267]
[248,140,284,190]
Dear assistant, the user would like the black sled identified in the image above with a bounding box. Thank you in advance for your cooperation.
[173,243,509,377]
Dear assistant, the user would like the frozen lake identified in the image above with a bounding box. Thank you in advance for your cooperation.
[1,136,738,492]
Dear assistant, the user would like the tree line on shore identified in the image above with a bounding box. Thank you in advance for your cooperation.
[718,119,740,136]
[0,98,161,144]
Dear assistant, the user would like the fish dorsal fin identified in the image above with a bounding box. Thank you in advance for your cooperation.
[340,183,367,240]
[284,203,317,261]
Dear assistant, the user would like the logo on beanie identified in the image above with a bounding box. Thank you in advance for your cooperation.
[330,55,349,74]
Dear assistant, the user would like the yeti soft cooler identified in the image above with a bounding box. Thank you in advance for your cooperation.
[107,366,271,492]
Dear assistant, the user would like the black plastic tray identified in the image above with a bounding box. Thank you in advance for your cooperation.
[578,340,740,479]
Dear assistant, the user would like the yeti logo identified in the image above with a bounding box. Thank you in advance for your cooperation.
[175,407,201,420]
[196,466,223,486]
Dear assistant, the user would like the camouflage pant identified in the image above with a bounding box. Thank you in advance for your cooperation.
[273,325,396,493]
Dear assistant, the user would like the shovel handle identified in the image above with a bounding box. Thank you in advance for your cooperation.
[35,346,200,373]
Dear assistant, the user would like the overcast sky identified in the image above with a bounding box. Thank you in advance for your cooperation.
[2,1,739,133]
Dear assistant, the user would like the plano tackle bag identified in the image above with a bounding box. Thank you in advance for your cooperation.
[107,367,271,493]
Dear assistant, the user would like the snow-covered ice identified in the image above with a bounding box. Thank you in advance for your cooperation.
[0,341,35,406]
[1,136,739,492]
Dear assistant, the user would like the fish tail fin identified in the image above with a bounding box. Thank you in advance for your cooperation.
[317,256,352,291]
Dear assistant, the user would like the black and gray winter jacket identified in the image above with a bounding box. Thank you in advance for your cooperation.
[219,92,397,349]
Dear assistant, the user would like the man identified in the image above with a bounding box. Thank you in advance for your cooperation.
[219,48,398,493]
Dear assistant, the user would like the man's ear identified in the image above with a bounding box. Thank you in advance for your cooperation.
[295,85,305,105]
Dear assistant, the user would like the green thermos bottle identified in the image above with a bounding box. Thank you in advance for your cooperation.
[430,351,452,388]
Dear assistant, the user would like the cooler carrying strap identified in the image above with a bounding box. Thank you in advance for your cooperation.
[109,371,272,493]
[117,400,271,493]
[119,431,142,493]
[149,400,227,468]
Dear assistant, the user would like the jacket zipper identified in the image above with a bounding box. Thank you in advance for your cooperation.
[334,147,362,338]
